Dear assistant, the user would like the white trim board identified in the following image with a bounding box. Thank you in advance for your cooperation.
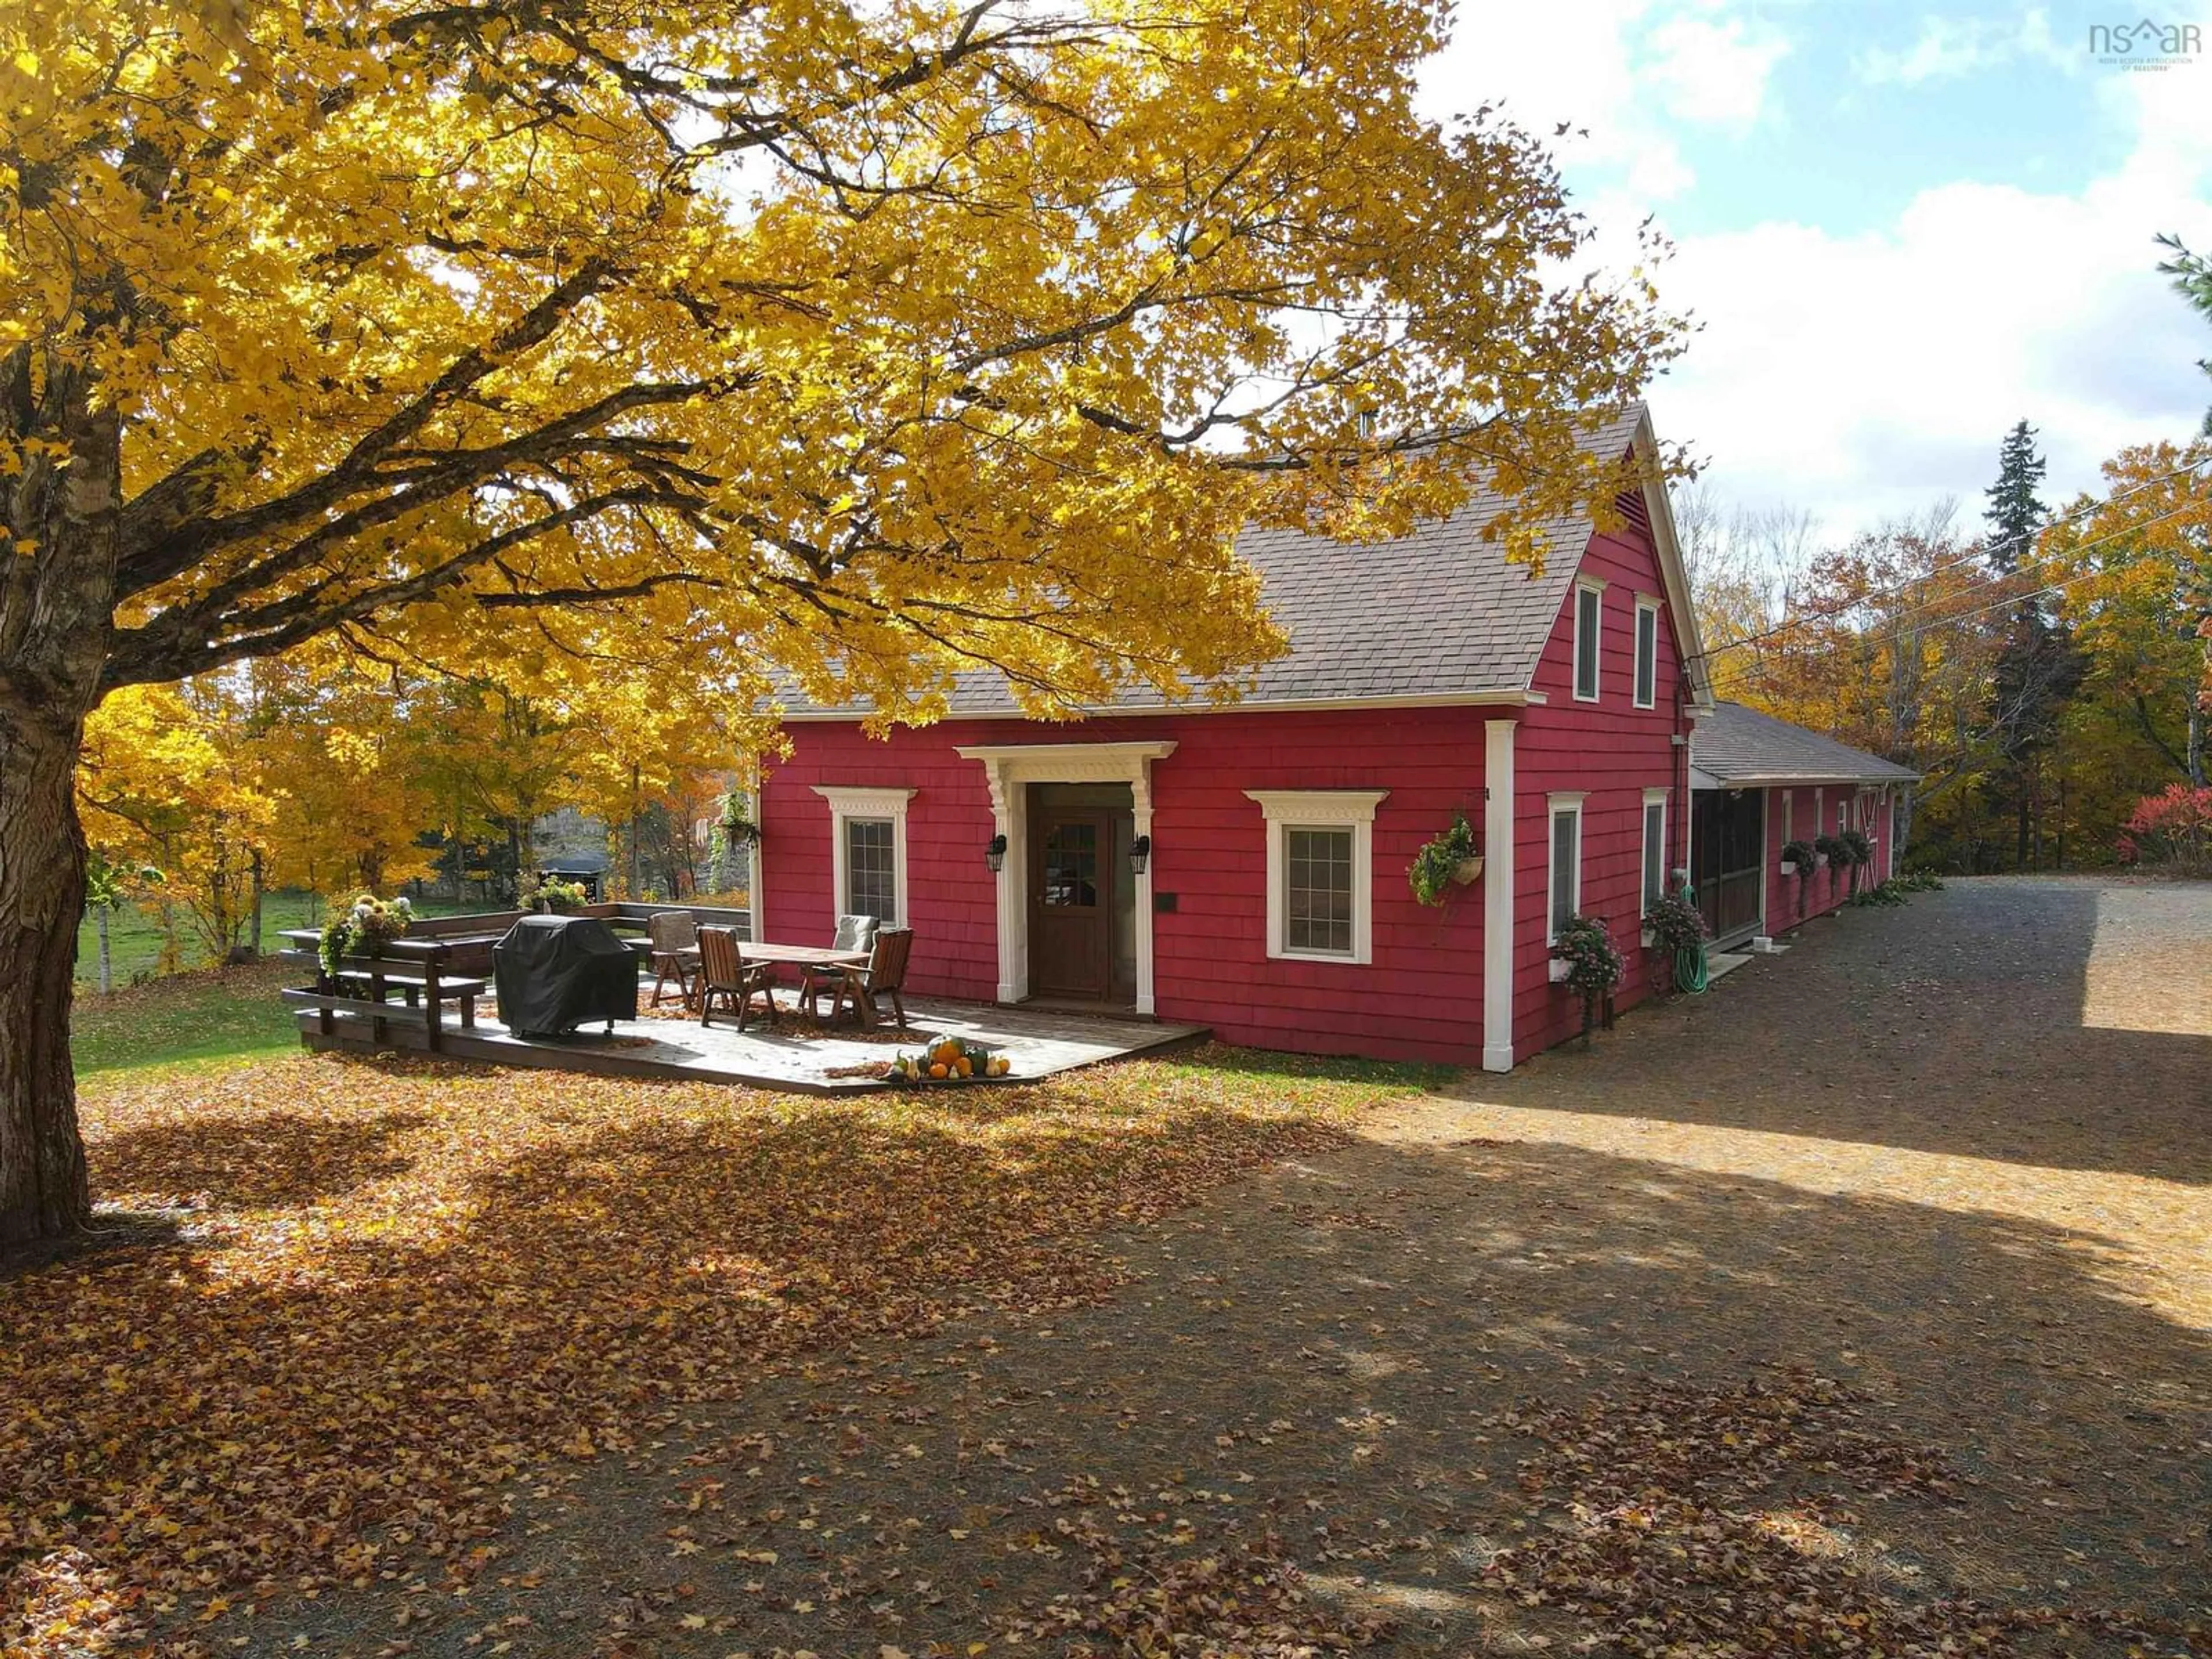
[811,786,914,929]
[1244,789,1388,966]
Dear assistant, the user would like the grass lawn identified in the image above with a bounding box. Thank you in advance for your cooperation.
[67,960,301,1076]
[1,1043,1440,1656]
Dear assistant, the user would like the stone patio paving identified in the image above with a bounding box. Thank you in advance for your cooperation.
[296,990,1208,1093]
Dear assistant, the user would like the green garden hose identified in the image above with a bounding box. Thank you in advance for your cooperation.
[1672,876,1710,994]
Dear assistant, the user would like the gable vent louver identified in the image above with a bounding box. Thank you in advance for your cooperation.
[1614,487,1652,536]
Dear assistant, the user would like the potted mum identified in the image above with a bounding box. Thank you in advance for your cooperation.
[318,893,414,978]
[1408,813,1483,907]
[533,877,590,914]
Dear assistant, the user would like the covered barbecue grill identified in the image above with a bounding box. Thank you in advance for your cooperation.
[493,915,640,1037]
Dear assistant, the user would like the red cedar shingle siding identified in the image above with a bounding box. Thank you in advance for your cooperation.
[762,504,1698,1066]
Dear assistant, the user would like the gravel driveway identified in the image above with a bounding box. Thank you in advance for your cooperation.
[236,876,2212,1657]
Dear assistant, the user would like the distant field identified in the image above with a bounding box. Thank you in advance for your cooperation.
[75,890,478,988]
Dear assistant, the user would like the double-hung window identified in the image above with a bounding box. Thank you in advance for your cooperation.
[1246,790,1387,964]
[1547,792,1585,941]
[1571,579,1605,703]
[1641,788,1668,914]
[1633,596,1660,710]
[812,786,914,927]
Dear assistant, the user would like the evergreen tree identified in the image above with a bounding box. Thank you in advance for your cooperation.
[2156,233,2212,435]
[1980,421,2084,865]
[1984,419,2048,573]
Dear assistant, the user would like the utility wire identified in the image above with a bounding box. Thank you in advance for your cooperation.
[1713,497,2210,660]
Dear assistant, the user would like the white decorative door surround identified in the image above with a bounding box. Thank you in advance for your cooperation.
[953,741,1176,1012]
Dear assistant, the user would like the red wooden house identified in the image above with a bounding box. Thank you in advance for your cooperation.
[757,406,1915,1069]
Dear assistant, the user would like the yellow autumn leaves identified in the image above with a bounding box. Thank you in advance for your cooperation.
[9,0,1683,728]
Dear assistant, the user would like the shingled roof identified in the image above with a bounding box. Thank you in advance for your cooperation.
[1691,702,1919,787]
[785,404,1696,718]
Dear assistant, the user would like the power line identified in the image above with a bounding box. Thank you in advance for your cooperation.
[1695,461,2212,662]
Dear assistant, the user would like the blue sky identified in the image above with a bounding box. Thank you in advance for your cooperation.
[1419,2,2212,534]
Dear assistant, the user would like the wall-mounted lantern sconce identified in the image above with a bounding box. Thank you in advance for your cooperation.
[984,834,1008,874]
[1129,834,1153,876]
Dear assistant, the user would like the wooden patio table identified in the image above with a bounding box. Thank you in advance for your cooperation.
[740,941,876,1024]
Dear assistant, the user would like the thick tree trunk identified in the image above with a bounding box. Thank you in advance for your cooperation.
[0,704,95,1244]
[1,349,121,1245]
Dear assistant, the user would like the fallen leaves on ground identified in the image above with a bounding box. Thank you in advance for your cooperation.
[1488,1371,2207,1656]
[0,1044,1424,1656]
[997,1481,1395,1656]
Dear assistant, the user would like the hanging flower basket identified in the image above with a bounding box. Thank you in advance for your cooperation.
[1408,813,1482,907]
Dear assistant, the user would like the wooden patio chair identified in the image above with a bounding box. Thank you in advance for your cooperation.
[828,927,912,1030]
[646,910,702,1009]
[800,912,880,1018]
[697,925,776,1030]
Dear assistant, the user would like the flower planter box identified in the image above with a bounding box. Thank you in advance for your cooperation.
[1548,957,1571,984]
[1640,923,1657,949]
[1814,853,1829,869]
[1450,855,1484,886]
[1779,859,1798,876]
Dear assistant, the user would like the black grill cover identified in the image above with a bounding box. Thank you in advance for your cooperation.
[493,915,640,1036]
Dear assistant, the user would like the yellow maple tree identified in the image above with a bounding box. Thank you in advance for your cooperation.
[1,0,1684,1239]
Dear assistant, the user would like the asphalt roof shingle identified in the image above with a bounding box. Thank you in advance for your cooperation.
[785,406,1650,717]
[1691,702,1919,786]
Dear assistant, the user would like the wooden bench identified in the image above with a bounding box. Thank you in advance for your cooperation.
[278,934,489,1054]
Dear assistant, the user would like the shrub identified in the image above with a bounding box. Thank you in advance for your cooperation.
[1781,838,1818,872]
[1813,834,1847,867]
[2117,784,2212,873]
[1840,828,1873,865]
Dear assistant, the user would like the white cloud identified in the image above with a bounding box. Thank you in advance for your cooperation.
[1423,1,1791,202]
[1423,1,2212,537]
[1854,9,2068,88]
[1646,13,1791,127]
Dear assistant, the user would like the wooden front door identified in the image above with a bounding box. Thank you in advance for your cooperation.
[1029,809,1113,1001]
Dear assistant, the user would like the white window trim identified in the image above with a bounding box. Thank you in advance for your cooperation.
[1781,789,1793,849]
[1547,790,1586,943]
[1814,786,1825,842]
[1245,789,1388,965]
[812,785,914,928]
[1641,786,1669,915]
[1571,579,1605,704]
[1633,596,1660,710]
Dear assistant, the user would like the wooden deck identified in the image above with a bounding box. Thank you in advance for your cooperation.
[293,990,1209,1094]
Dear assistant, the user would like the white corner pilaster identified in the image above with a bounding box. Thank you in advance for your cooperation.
[1482,718,1517,1073]
[1132,767,1157,1014]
